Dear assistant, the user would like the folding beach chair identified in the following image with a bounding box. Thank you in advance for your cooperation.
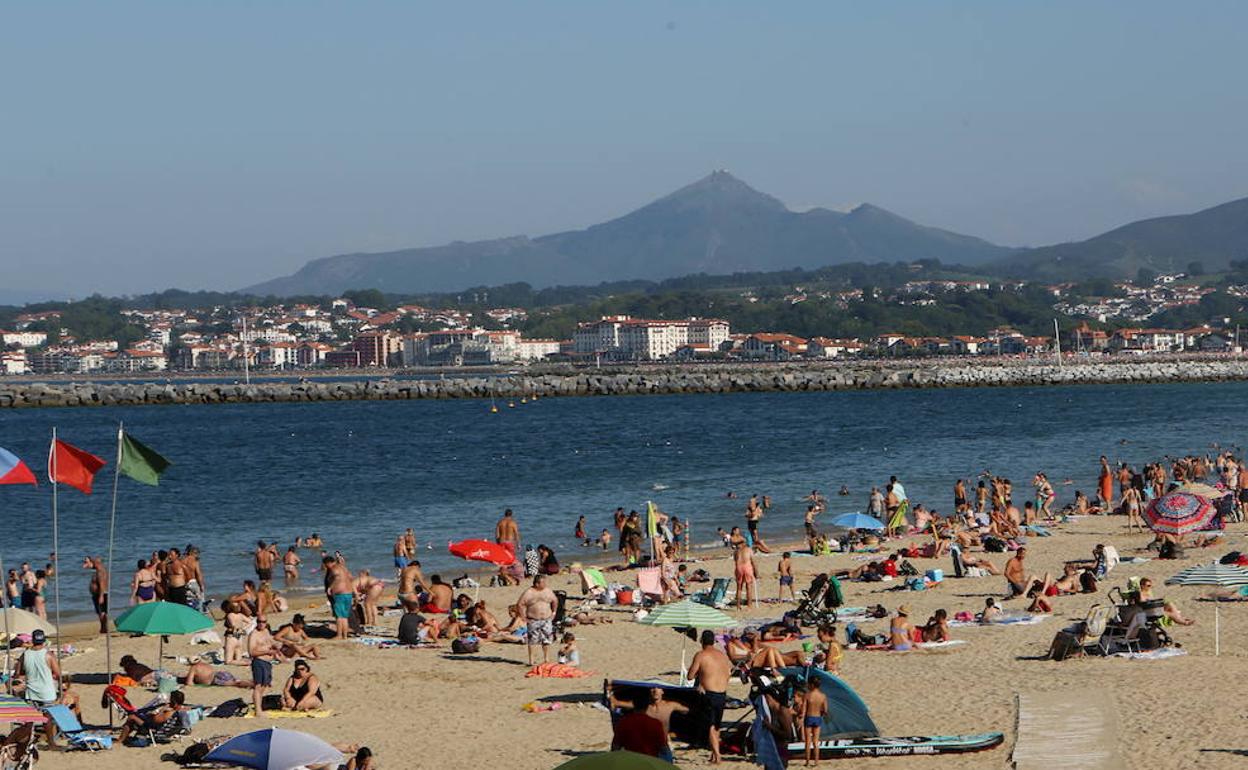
[579,567,609,601]
[0,723,39,770]
[637,567,664,602]
[693,578,730,608]
[44,705,113,751]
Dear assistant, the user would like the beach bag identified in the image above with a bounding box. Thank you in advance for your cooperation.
[904,577,926,591]
[983,536,1006,553]
[451,637,480,654]
[1079,571,1098,593]
[1220,551,1242,565]
[898,560,920,577]
[209,698,248,718]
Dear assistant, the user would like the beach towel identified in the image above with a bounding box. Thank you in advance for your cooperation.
[887,500,910,531]
[525,663,590,678]
[1111,647,1187,661]
[246,708,335,719]
[1014,689,1123,770]
[951,614,1050,628]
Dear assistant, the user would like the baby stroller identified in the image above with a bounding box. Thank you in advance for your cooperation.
[794,573,842,627]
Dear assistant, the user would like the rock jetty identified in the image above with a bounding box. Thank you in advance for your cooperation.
[2,360,1247,409]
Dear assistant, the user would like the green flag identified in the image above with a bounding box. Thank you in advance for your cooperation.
[118,431,170,486]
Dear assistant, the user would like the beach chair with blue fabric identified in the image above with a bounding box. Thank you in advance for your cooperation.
[693,577,730,609]
[44,705,113,751]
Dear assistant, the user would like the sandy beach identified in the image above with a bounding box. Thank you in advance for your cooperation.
[16,512,1245,770]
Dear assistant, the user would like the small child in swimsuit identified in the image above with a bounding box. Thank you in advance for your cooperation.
[778,552,796,602]
[800,679,828,767]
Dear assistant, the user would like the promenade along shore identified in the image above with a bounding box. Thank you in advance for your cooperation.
[4,358,1248,408]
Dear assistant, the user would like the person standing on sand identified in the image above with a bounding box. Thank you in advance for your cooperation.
[516,575,558,665]
[247,618,284,716]
[82,556,109,634]
[495,509,521,553]
[687,629,732,765]
[397,561,428,612]
[323,555,354,640]
[183,545,207,608]
[733,538,756,608]
[165,548,190,606]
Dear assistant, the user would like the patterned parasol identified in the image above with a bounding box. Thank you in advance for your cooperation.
[1144,490,1216,535]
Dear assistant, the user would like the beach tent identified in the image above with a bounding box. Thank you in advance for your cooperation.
[780,667,879,739]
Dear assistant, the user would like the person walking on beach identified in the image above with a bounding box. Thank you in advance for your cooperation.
[516,575,558,665]
[778,552,795,602]
[495,509,521,554]
[687,629,732,765]
[323,555,354,640]
[82,556,109,634]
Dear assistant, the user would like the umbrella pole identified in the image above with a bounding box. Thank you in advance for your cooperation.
[1216,602,1220,657]
[50,426,63,699]
[0,552,9,693]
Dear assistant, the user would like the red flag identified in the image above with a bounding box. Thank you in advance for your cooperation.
[48,439,106,494]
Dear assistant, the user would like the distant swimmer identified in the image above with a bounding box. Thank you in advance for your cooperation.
[838,485,850,497]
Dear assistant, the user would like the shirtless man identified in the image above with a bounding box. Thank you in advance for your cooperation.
[274,614,322,659]
[183,546,206,608]
[165,548,190,607]
[397,561,428,613]
[180,659,252,688]
[323,556,354,640]
[82,556,109,634]
[283,546,302,584]
[424,575,453,614]
[1004,547,1028,599]
[733,539,756,608]
[392,536,410,571]
[254,541,278,586]
[516,575,558,665]
[403,528,418,556]
[247,618,285,716]
[495,509,520,552]
[687,629,732,764]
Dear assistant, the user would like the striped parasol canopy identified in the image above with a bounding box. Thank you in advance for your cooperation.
[1144,490,1216,535]
[1165,562,1248,587]
[0,694,49,724]
[639,599,735,629]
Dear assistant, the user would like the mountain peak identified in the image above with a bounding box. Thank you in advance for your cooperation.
[653,170,788,214]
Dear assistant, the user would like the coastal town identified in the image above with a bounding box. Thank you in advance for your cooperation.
[1,272,1246,376]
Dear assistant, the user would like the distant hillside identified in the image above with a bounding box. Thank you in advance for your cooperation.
[242,171,1014,296]
[995,196,1248,280]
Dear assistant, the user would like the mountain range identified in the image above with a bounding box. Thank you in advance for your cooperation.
[242,172,1248,296]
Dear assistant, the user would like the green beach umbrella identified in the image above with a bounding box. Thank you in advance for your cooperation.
[639,599,735,685]
[552,751,677,770]
[114,601,214,665]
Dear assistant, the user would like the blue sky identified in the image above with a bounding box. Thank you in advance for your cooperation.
[3,1,1246,297]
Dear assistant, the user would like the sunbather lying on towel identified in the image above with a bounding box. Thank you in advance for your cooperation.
[180,659,253,688]
[727,630,805,669]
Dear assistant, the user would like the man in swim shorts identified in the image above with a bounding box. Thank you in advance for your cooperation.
[733,539,756,607]
[800,678,828,766]
[323,555,354,640]
[687,629,732,764]
[516,574,558,665]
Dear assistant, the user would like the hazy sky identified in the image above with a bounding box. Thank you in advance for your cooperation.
[3,2,1247,297]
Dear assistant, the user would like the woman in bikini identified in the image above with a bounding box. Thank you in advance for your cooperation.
[222,600,250,665]
[1122,485,1144,532]
[354,571,385,627]
[131,560,159,605]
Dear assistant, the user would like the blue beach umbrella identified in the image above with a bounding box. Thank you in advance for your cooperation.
[828,512,885,531]
[205,728,343,770]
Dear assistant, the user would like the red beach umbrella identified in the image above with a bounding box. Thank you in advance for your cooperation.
[448,539,515,566]
[1144,490,1216,535]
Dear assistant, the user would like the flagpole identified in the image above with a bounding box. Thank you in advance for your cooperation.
[105,422,124,701]
[50,427,62,695]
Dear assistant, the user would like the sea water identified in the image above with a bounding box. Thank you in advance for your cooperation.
[0,381,1237,616]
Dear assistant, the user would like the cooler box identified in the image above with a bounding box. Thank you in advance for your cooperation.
[616,589,635,605]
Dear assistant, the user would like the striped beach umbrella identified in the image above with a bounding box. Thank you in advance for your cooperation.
[1165,562,1248,656]
[1144,490,1215,535]
[0,694,49,724]
[639,599,735,629]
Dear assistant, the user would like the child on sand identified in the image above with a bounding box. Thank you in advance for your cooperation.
[558,632,580,666]
[799,679,828,767]
[778,552,795,602]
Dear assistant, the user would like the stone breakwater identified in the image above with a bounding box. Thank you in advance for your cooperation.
[3,360,1248,408]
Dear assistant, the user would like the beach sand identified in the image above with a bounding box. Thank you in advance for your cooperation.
[25,517,1248,769]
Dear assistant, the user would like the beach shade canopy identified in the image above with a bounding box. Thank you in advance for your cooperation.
[780,667,879,739]
[448,539,515,566]
[639,599,735,629]
[552,751,677,770]
[1180,482,1230,500]
[114,601,214,636]
[1165,562,1248,587]
[0,607,56,641]
[828,512,885,531]
[1144,490,1216,535]
[0,694,49,724]
[205,727,343,770]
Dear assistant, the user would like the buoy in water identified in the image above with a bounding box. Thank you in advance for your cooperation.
[508,402,516,408]
[490,405,499,413]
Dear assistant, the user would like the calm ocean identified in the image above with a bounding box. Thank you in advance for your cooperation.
[0,381,1237,616]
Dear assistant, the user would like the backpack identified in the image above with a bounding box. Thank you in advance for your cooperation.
[208,698,248,718]
[451,637,480,654]
[1220,551,1242,565]
[983,536,1006,553]
[898,560,920,577]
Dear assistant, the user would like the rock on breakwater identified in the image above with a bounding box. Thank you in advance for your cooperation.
[3,360,1248,408]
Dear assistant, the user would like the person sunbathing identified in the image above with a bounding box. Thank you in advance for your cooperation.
[734,631,804,669]
[759,619,801,641]
[1138,579,1194,625]
[274,614,323,659]
[119,690,185,743]
[889,607,914,651]
[180,659,253,688]
[959,552,1001,575]
[281,659,324,711]
[1051,565,1085,594]
[118,654,157,686]
[919,609,950,643]
[977,597,1003,623]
